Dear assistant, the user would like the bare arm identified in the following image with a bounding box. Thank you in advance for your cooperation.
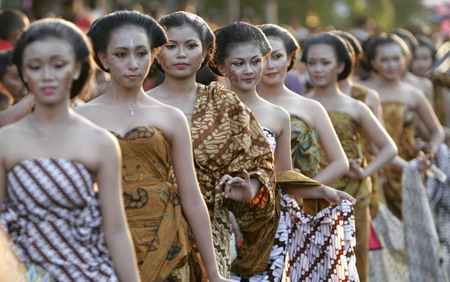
[0,95,34,127]
[273,109,293,172]
[313,103,349,184]
[416,92,444,154]
[96,133,140,282]
[353,103,397,178]
[166,110,228,282]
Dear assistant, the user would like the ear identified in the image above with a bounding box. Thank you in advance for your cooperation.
[73,63,82,80]
[98,51,109,71]
[217,64,227,77]
[337,61,345,75]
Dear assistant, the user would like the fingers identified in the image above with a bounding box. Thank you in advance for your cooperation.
[220,174,232,185]
[243,169,250,183]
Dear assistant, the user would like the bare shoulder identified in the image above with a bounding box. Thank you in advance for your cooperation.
[0,119,28,147]
[74,114,117,147]
[74,95,109,117]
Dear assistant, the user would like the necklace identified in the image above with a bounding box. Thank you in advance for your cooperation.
[128,106,136,116]
[28,116,75,144]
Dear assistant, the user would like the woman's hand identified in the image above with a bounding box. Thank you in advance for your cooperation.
[347,158,366,180]
[220,170,253,202]
[416,151,433,172]
[322,186,356,205]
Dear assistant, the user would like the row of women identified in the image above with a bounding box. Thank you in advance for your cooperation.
[0,8,446,282]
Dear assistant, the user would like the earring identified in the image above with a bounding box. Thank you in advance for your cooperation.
[73,74,79,80]
[23,78,28,83]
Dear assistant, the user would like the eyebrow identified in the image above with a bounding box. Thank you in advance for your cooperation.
[232,55,261,60]
[114,45,148,50]
[168,39,199,43]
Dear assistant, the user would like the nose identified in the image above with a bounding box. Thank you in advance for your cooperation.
[129,54,139,70]
[265,57,274,69]
[244,62,254,74]
[43,65,53,80]
[177,46,187,58]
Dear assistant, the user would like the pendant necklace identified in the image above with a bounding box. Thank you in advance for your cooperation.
[28,116,75,144]
[128,106,136,116]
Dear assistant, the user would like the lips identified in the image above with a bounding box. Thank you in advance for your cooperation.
[174,63,189,68]
[265,72,278,78]
[126,75,140,80]
[243,78,254,83]
[40,86,57,94]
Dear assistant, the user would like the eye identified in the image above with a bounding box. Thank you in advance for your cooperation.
[273,53,283,60]
[232,61,243,67]
[137,50,149,57]
[252,58,261,65]
[54,60,68,69]
[114,52,126,58]
[187,43,199,49]
[27,63,40,71]
[165,44,176,50]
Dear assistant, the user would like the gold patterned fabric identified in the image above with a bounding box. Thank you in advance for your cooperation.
[112,126,205,282]
[382,102,417,220]
[322,111,372,282]
[191,82,276,276]
[351,84,381,218]
[290,114,330,215]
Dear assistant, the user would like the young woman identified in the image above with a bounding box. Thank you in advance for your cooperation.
[0,18,139,281]
[148,12,275,277]
[301,32,398,282]
[211,22,358,281]
[332,30,384,217]
[75,11,228,282]
[361,32,444,219]
[257,24,348,215]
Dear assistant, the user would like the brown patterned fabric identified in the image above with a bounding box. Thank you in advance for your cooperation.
[112,127,205,282]
[321,111,372,282]
[351,84,381,218]
[382,101,417,220]
[191,82,276,276]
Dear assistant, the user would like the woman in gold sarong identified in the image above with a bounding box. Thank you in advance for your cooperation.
[301,32,398,282]
[77,11,229,282]
[362,32,444,220]
[258,24,349,215]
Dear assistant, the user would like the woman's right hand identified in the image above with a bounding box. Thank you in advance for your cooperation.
[220,170,253,201]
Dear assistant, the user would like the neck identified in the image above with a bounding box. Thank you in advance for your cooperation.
[109,80,144,106]
[230,84,259,105]
[338,77,353,95]
[258,81,287,102]
[160,74,198,97]
[372,73,402,88]
[313,82,341,99]
[32,102,73,124]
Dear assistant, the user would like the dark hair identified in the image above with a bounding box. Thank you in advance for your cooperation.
[301,32,353,80]
[12,18,93,99]
[210,22,271,76]
[362,32,409,72]
[415,35,436,63]
[391,28,419,55]
[0,50,13,81]
[87,10,167,72]
[331,30,363,61]
[0,9,29,40]
[158,11,214,70]
[258,24,299,72]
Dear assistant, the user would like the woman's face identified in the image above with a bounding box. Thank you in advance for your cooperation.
[261,36,290,86]
[99,25,151,89]
[411,45,433,77]
[305,43,342,88]
[22,37,79,106]
[1,64,26,101]
[219,42,263,93]
[370,42,405,81]
[157,24,204,79]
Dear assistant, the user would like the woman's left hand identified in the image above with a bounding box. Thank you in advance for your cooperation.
[322,186,356,205]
